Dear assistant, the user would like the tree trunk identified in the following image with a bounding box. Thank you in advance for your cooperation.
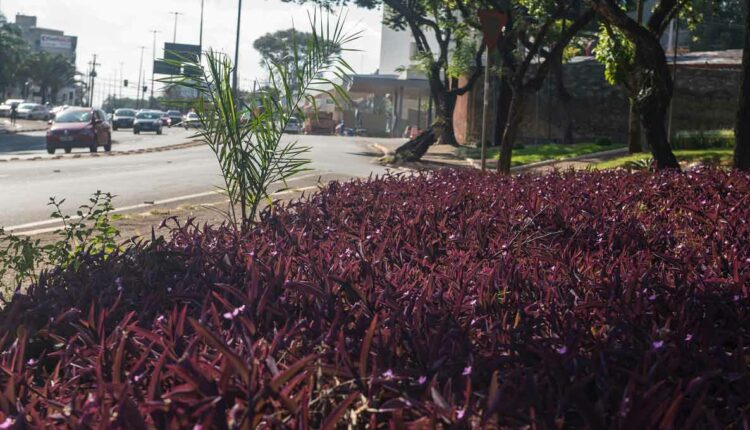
[493,72,512,148]
[393,128,438,162]
[627,99,642,153]
[497,85,525,174]
[734,0,750,171]
[436,92,459,146]
[633,44,679,169]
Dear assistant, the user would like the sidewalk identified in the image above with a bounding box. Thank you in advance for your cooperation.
[370,140,628,173]
[0,118,50,134]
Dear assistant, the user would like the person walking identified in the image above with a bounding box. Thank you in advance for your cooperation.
[10,103,18,127]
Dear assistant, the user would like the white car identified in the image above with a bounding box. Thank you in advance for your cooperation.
[284,117,302,134]
[17,103,50,120]
[0,99,26,117]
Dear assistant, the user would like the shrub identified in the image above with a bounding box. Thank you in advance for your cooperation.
[672,129,735,150]
[0,191,120,295]
[1,168,749,428]
[595,136,613,146]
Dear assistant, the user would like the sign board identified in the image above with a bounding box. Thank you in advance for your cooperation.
[478,10,507,50]
[163,43,201,63]
[40,34,73,50]
[153,60,180,76]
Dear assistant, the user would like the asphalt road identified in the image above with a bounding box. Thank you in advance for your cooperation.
[0,133,395,228]
[0,127,200,158]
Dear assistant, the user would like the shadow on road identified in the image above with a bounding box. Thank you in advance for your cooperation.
[0,133,47,154]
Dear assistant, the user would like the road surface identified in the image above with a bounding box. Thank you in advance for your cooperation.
[0,127,200,158]
[0,132,396,228]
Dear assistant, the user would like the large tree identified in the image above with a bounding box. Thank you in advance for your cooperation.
[0,13,29,98]
[591,0,684,169]
[253,29,317,68]
[25,52,76,104]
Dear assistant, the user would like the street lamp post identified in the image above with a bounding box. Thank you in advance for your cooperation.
[199,0,205,54]
[233,0,243,97]
[149,30,160,107]
[136,46,146,109]
[169,11,183,44]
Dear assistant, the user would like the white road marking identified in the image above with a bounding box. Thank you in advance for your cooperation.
[3,172,325,234]
[10,185,319,236]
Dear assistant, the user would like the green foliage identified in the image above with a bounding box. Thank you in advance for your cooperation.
[446,26,479,79]
[168,11,357,230]
[0,191,120,294]
[673,129,735,150]
[24,52,77,103]
[595,137,613,146]
[594,23,635,86]
[0,13,29,91]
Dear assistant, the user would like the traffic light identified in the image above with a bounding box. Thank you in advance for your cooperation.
[123,79,128,87]
[142,86,148,93]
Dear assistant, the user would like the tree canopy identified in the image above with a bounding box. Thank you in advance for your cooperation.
[253,29,317,68]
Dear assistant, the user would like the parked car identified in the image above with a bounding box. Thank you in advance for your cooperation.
[0,99,26,117]
[160,112,172,126]
[133,111,163,134]
[182,112,202,129]
[284,117,302,134]
[49,105,69,120]
[17,103,50,120]
[46,108,112,154]
[112,108,136,130]
[167,110,182,126]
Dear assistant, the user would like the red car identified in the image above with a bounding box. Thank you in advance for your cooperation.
[46,107,112,154]
[160,112,172,127]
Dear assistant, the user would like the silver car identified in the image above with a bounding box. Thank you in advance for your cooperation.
[17,103,50,120]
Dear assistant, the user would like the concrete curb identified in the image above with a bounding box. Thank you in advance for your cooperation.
[0,126,49,135]
[0,139,206,163]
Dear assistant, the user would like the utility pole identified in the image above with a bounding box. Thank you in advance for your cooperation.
[169,11,183,43]
[119,62,124,100]
[199,0,205,54]
[149,30,160,107]
[136,46,146,109]
[233,0,243,97]
[88,54,100,108]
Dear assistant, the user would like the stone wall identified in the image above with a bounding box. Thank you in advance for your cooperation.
[456,58,742,146]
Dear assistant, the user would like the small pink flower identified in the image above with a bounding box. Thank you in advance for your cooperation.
[685,334,693,342]
[462,366,472,376]
[418,375,427,384]
[0,418,15,429]
[457,408,466,419]
[652,340,664,350]
[556,346,568,355]
[382,369,395,380]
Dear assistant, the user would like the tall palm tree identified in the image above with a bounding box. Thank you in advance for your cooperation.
[26,52,76,104]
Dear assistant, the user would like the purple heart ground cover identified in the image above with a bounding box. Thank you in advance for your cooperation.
[1,167,749,428]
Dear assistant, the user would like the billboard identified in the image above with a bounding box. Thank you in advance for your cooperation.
[163,43,201,63]
[40,34,73,50]
[153,60,180,75]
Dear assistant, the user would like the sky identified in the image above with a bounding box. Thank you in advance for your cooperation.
[0,0,385,106]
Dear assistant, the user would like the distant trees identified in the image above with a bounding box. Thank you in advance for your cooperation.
[253,29,316,69]
[25,52,76,104]
[0,13,28,97]
[0,12,77,103]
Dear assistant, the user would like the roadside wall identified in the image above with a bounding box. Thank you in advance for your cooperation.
[454,58,742,145]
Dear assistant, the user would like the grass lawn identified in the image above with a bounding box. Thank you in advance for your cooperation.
[592,148,734,170]
[456,142,626,167]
